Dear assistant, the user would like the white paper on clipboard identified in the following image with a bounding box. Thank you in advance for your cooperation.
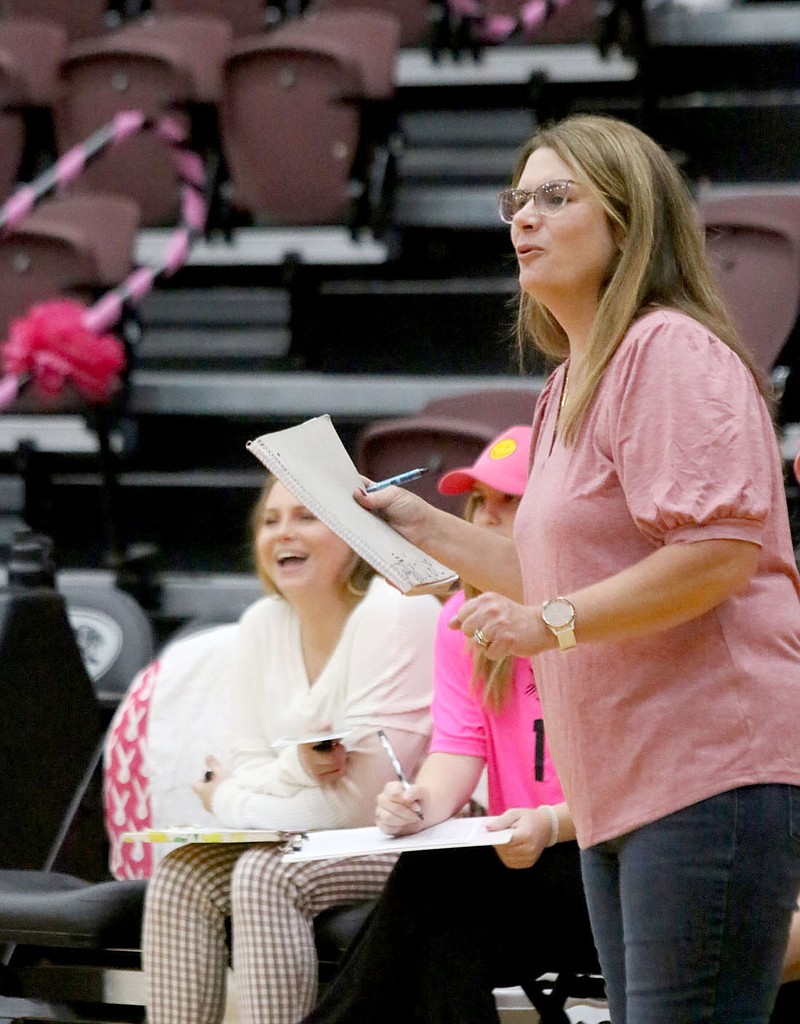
[282,816,513,862]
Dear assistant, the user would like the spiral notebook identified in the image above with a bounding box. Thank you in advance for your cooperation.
[246,415,458,597]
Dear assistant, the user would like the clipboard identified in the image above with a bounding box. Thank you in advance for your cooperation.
[282,816,513,862]
[122,827,290,845]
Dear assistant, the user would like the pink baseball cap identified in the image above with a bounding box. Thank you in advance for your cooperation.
[437,425,532,496]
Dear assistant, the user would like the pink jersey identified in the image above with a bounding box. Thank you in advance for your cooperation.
[515,308,800,848]
[429,590,564,815]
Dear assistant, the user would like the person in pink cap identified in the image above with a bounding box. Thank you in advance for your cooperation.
[298,425,598,1024]
[436,423,533,498]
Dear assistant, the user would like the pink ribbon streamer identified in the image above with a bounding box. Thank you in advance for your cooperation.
[0,110,208,408]
[448,0,571,44]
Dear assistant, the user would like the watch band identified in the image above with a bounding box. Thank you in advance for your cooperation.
[552,624,577,651]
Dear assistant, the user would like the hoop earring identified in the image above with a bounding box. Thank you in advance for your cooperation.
[346,576,368,598]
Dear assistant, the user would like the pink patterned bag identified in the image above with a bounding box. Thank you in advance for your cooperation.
[102,623,236,879]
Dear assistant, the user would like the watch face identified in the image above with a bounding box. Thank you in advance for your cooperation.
[543,598,574,629]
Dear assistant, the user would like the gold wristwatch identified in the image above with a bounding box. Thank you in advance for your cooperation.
[541,597,577,651]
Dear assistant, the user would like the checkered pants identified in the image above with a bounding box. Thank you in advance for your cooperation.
[142,842,397,1024]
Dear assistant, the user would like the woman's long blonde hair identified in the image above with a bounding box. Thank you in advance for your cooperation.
[249,474,375,597]
[462,491,515,714]
[511,114,772,443]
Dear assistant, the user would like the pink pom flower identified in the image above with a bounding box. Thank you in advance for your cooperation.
[1,298,126,403]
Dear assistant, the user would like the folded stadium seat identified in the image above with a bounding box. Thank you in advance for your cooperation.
[0,17,67,108]
[697,190,800,380]
[422,385,540,429]
[0,193,139,348]
[357,415,501,515]
[0,0,114,41]
[355,386,540,516]
[309,0,433,48]
[54,13,232,226]
[0,17,68,201]
[219,9,401,236]
[147,0,269,38]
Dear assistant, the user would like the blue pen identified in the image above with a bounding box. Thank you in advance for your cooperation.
[366,467,428,493]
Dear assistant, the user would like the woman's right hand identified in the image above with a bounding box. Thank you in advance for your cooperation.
[374,780,426,836]
[355,482,434,549]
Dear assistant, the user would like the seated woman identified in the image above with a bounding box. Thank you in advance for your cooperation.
[141,473,440,1024]
[300,425,599,1024]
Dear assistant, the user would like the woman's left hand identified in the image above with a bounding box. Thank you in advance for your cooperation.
[451,592,547,660]
[192,755,231,813]
[489,807,551,869]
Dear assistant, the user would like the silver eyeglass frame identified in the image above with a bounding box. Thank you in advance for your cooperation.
[497,179,576,223]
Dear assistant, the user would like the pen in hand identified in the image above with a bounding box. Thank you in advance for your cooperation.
[366,467,428,493]
[377,728,424,821]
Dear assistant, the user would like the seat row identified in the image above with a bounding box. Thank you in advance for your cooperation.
[1,184,799,394]
[0,6,405,234]
[0,0,600,60]
[0,0,605,233]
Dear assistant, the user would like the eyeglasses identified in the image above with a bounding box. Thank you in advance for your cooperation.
[497,179,575,223]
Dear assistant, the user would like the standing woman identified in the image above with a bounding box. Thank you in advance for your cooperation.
[361,114,800,1024]
[142,474,439,1024]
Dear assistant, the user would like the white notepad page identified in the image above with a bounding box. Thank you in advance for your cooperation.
[246,415,459,596]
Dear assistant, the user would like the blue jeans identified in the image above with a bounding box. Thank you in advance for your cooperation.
[580,784,800,1024]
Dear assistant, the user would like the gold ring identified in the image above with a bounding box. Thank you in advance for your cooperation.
[473,628,491,648]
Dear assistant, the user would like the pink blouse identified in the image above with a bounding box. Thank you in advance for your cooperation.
[515,308,800,847]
